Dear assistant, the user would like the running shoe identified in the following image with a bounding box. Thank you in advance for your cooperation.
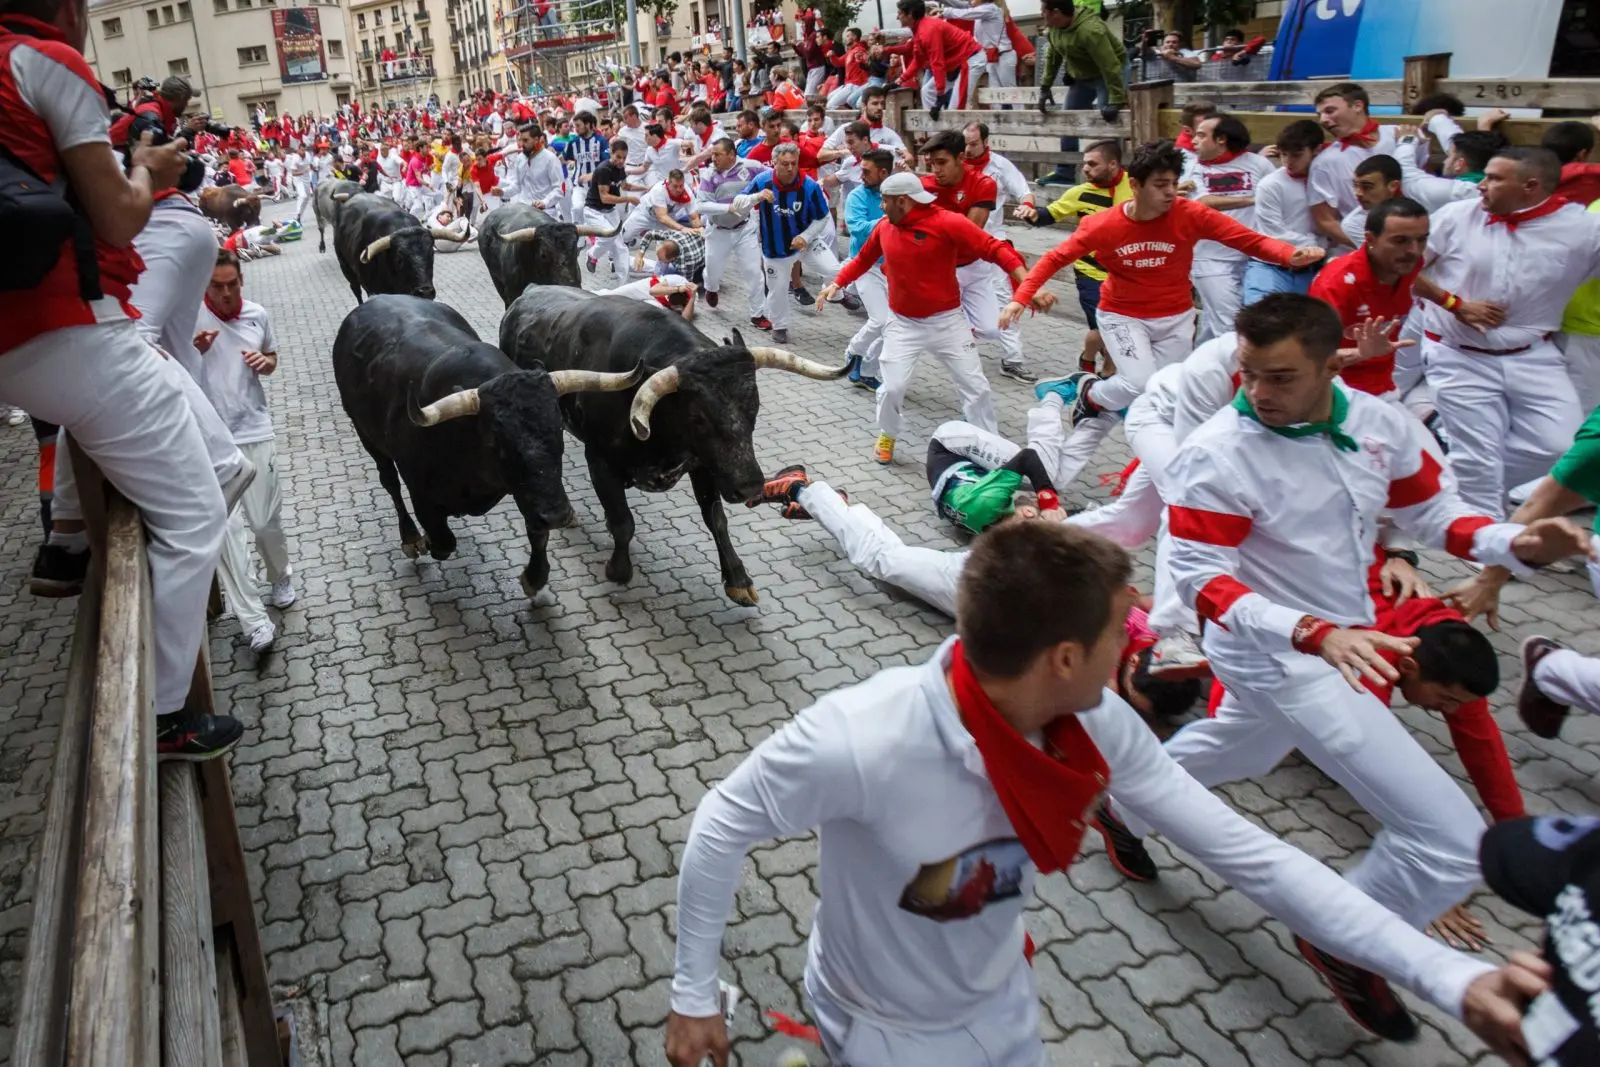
[749,315,773,331]
[248,621,276,652]
[1000,364,1039,385]
[1295,936,1419,1042]
[705,289,719,308]
[30,543,89,597]
[156,712,245,762]
[772,328,790,344]
[856,373,881,391]
[1092,802,1158,882]
[269,576,297,608]
[873,433,894,465]
[1033,374,1081,404]
[844,353,863,383]
[790,285,815,307]
[1518,636,1571,740]
[836,292,862,312]
[747,464,809,509]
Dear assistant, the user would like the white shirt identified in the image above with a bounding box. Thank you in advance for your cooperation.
[284,151,308,177]
[823,122,904,152]
[641,139,682,189]
[1306,126,1423,216]
[629,181,696,229]
[1393,134,1478,213]
[1181,151,1276,274]
[313,153,336,180]
[264,157,284,179]
[1340,205,1367,249]
[608,272,690,304]
[977,151,1030,237]
[503,147,565,207]
[618,122,649,165]
[441,149,461,188]
[377,148,405,180]
[671,636,1494,1025]
[1252,168,1319,247]
[1172,332,1240,446]
[1421,197,1600,351]
[195,298,278,445]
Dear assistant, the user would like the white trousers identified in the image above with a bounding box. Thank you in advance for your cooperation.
[703,223,763,303]
[762,245,842,331]
[0,321,226,713]
[846,265,890,377]
[217,438,291,637]
[957,260,1023,367]
[1557,331,1600,415]
[826,82,866,109]
[919,52,987,109]
[986,50,1018,88]
[806,948,1045,1067]
[1423,338,1583,519]
[585,207,630,277]
[1193,264,1246,345]
[1533,648,1600,716]
[1124,653,1485,929]
[802,480,962,616]
[877,309,996,439]
[1092,308,1195,412]
[292,176,313,221]
[1065,391,1174,549]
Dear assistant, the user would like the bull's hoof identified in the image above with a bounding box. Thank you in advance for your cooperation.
[519,570,547,598]
[725,585,760,607]
[604,557,633,585]
[429,537,456,561]
[557,504,580,528]
[401,533,430,559]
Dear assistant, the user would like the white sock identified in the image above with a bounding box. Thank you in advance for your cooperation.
[47,529,88,553]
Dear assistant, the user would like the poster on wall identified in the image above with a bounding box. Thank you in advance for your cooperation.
[273,7,328,84]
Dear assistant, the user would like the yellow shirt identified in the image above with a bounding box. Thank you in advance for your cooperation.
[1041,171,1134,282]
[1562,199,1600,336]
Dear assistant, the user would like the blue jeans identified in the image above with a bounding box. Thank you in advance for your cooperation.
[1049,77,1108,180]
[1242,261,1316,307]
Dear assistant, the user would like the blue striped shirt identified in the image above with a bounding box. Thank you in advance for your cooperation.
[744,171,832,260]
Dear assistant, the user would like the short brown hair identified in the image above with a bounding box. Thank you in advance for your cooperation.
[1314,81,1370,110]
[956,522,1132,678]
[215,248,242,274]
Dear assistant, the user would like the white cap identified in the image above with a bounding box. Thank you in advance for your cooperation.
[880,172,936,204]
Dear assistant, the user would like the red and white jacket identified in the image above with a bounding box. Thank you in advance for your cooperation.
[1165,383,1531,665]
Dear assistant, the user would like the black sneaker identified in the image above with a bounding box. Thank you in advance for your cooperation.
[1295,936,1419,1042]
[705,289,719,308]
[750,315,773,331]
[790,285,815,307]
[772,328,790,344]
[1092,802,1158,882]
[837,292,862,312]
[1067,371,1102,427]
[30,543,89,597]
[1000,364,1039,385]
[156,712,245,762]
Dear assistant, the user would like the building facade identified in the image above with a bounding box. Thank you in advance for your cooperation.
[346,0,508,103]
[84,0,359,123]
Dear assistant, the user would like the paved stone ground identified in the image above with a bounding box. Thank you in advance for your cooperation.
[3,197,1600,1067]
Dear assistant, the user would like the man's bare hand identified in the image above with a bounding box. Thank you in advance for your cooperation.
[243,350,277,374]
[1461,951,1553,1067]
[1013,201,1038,222]
[1512,516,1593,567]
[1445,568,1511,631]
[1341,317,1415,365]
[1318,627,1417,691]
[1427,902,1489,951]
[1379,555,1431,605]
[665,1011,730,1067]
[1454,298,1507,332]
[790,234,808,251]
[815,282,840,310]
[1288,245,1326,269]
[1477,107,1511,131]
[193,329,220,353]
[131,130,190,190]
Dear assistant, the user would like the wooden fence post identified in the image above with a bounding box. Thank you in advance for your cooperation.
[883,85,916,140]
[1128,79,1175,147]
[1402,53,1451,111]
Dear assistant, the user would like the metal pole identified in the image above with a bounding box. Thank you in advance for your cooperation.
[731,0,747,59]
[625,0,642,65]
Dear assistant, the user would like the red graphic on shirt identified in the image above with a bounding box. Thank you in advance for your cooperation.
[898,837,1029,922]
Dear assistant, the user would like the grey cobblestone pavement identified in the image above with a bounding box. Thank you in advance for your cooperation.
[2,198,1600,1066]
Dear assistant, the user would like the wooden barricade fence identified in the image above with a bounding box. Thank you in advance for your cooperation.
[12,444,282,1067]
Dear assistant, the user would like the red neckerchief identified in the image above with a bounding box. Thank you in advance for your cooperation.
[665,184,691,204]
[968,149,991,171]
[204,295,241,322]
[1174,128,1195,151]
[1090,168,1124,190]
[1486,197,1565,232]
[1203,148,1245,166]
[948,640,1111,875]
[648,275,672,308]
[1338,119,1380,150]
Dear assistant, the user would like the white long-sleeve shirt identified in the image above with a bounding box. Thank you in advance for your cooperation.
[977,151,1030,238]
[502,147,565,207]
[1165,383,1533,666]
[671,636,1494,1026]
[1393,134,1477,213]
[1252,168,1320,247]
[1307,126,1425,217]
[940,0,1008,49]
[1421,196,1600,351]
[822,121,904,152]
[1182,152,1277,275]
[1172,332,1240,445]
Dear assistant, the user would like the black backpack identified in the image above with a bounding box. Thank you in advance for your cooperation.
[0,143,100,298]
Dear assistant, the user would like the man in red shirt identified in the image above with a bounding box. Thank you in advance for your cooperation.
[1005,141,1323,428]
[825,27,871,109]
[817,172,1037,465]
[883,0,985,114]
[0,0,240,759]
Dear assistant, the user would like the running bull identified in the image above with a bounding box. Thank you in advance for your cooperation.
[499,286,848,605]
[333,192,468,303]
[478,203,620,306]
[198,184,261,232]
[333,295,642,597]
[315,178,363,253]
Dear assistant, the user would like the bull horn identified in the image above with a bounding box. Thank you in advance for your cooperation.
[359,234,395,262]
[332,191,352,201]
[498,227,540,243]
[627,366,681,441]
[749,347,851,380]
[410,388,481,426]
[548,364,645,397]
[429,225,471,242]
[573,218,623,238]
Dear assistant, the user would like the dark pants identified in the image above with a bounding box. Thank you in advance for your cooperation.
[925,441,1055,494]
[1052,77,1109,182]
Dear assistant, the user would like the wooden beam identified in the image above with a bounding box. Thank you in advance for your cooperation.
[902,108,1126,139]
[68,491,158,1067]
[1130,80,1176,145]
[1156,108,1568,149]
[161,764,224,1067]
[977,80,1408,109]
[1437,77,1600,110]
[10,569,102,1067]
[1402,52,1452,111]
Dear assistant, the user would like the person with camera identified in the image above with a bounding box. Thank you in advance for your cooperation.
[1035,0,1125,186]
[0,0,242,759]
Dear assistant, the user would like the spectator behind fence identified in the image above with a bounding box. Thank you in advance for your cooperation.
[1035,0,1126,187]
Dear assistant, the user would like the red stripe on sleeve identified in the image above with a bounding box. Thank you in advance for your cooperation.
[1446,516,1494,560]
[1196,576,1253,628]
[1169,505,1253,547]
[1387,452,1444,509]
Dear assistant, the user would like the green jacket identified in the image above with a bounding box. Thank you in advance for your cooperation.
[1040,10,1127,106]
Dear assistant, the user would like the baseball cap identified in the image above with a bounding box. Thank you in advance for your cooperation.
[880,172,935,204]
[1480,813,1600,1066]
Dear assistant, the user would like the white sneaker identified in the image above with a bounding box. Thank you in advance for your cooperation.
[1147,631,1211,680]
[248,621,276,652]
[5,408,28,426]
[269,576,296,608]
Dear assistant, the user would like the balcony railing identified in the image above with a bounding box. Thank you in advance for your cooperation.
[412,6,428,19]
[378,56,434,81]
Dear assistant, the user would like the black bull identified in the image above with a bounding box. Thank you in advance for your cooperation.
[332,192,469,303]
[477,203,619,306]
[499,286,848,606]
[332,295,642,597]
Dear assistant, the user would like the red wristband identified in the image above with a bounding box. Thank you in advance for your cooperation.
[1037,488,1060,512]
[1291,615,1337,655]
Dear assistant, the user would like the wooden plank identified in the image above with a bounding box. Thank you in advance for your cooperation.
[215,935,249,1067]
[1158,108,1569,148]
[1131,80,1177,145]
[10,570,102,1067]
[68,491,158,1067]
[1438,78,1600,110]
[903,108,1126,139]
[1403,52,1452,111]
[976,80,1407,108]
[161,763,223,1067]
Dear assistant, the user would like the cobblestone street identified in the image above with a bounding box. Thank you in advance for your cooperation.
[3,199,1600,1067]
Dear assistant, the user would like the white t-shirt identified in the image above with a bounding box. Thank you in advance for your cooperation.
[196,298,278,445]
[642,139,682,188]
[609,272,690,304]
[1252,167,1319,247]
[1181,151,1277,274]
[618,122,649,165]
